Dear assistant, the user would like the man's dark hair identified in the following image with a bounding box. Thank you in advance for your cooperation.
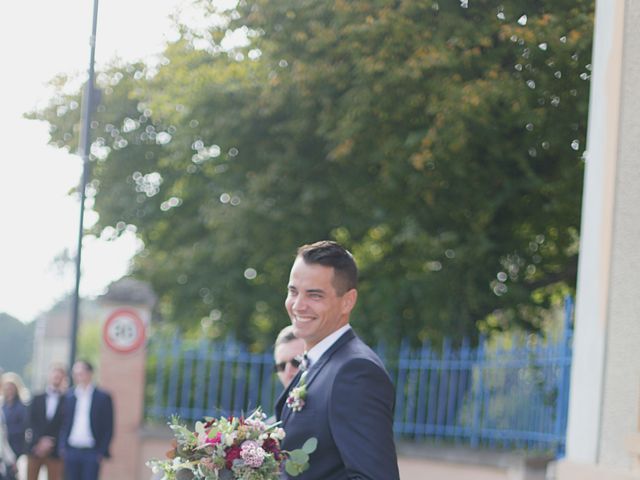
[297,240,358,295]
[76,359,94,373]
[275,325,298,348]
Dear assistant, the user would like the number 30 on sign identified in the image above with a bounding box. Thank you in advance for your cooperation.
[103,308,146,353]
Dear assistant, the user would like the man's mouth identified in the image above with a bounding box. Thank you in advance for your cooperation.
[294,316,315,324]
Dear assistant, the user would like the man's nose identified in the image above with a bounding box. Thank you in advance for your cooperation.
[285,362,299,377]
[292,294,307,311]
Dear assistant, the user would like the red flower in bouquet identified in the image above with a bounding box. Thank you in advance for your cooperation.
[224,444,241,469]
[262,437,282,461]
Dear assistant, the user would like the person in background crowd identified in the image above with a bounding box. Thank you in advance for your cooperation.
[27,363,67,480]
[1,372,29,467]
[274,325,306,388]
[59,360,114,480]
[0,370,17,480]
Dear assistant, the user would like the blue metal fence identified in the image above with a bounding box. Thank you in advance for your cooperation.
[146,336,283,422]
[146,298,573,456]
[392,296,573,455]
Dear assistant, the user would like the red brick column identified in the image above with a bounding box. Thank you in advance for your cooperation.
[97,305,149,479]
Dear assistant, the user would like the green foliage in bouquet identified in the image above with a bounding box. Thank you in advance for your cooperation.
[284,438,317,477]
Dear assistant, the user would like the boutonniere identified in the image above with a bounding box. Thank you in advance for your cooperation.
[286,371,308,412]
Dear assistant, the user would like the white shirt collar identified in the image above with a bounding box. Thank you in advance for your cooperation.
[306,324,351,366]
[46,386,62,396]
[74,384,95,397]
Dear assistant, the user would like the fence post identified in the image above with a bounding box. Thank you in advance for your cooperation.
[554,296,574,456]
[150,337,166,418]
[167,333,182,413]
[193,339,210,419]
[394,340,409,435]
[470,335,486,448]
[456,338,471,443]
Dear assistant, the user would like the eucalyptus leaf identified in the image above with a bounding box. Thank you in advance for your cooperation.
[301,437,318,454]
[289,449,308,464]
[285,461,302,476]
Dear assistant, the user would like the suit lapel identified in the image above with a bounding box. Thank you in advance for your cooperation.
[36,394,47,422]
[303,328,355,389]
[89,389,98,434]
[54,393,65,420]
[279,329,356,426]
[65,391,77,428]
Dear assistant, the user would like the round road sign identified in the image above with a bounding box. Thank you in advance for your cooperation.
[103,308,146,353]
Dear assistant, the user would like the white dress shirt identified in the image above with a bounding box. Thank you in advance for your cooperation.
[45,387,62,421]
[67,384,96,448]
[306,324,352,367]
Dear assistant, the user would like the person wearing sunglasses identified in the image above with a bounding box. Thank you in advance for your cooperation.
[273,325,306,387]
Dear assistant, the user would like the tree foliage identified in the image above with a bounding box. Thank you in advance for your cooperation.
[31,0,594,348]
[0,313,34,377]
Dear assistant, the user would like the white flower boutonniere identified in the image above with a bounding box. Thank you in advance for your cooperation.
[286,371,308,412]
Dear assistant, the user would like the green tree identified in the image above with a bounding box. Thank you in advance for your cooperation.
[0,313,34,378]
[31,0,593,347]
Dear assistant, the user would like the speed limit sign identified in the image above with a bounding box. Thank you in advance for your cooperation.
[103,308,146,353]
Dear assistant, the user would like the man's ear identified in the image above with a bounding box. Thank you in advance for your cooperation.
[341,288,358,315]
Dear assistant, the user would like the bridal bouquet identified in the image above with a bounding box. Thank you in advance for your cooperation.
[147,408,316,479]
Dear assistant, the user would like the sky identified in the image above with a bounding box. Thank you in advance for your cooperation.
[0,0,200,323]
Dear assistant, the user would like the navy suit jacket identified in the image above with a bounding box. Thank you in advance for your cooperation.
[28,392,66,458]
[59,387,114,458]
[276,329,399,480]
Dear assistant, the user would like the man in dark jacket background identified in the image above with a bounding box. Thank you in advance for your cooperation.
[59,360,113,480]
[27,363,67,480]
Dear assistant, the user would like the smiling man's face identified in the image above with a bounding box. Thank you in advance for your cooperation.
[285,256,356,350]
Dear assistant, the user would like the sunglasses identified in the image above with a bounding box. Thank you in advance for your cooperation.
[274,356,302,373]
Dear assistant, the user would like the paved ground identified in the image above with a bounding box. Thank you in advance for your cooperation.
[19,454,515,480]
[399,456,510,480]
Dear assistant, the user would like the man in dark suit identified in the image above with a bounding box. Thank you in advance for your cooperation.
[27,364,67,480]
[276,241,400,479]
[59,360,114,480]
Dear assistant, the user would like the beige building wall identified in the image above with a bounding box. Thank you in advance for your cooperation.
[556,0,640,478]
[30,297,101,390]
[599,0,640,468]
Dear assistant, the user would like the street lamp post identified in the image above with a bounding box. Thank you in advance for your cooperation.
[69,0,100,371]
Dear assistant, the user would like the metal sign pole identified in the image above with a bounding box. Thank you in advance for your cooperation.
[69,0,100,372]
